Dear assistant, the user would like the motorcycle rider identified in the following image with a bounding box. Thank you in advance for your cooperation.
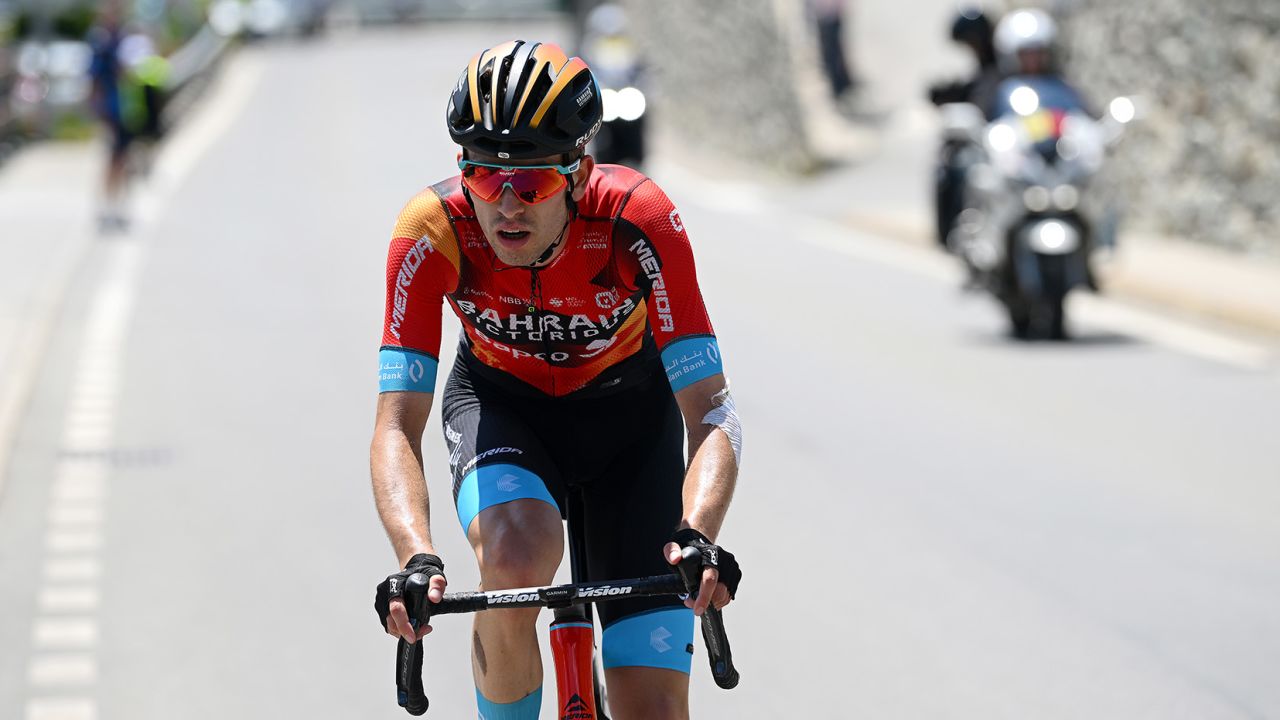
[930,6,1003,248]
[929,6,1001,118]
[990,8,1091,115]
[581,3,647,166]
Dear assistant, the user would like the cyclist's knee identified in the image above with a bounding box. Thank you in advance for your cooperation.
[472,499,563,588]
[603,667,689,720]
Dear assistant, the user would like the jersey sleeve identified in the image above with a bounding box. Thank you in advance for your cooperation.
[618,179,724,392]
[379,189,461,393]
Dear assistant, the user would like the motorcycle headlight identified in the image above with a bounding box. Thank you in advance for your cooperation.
[1023,186,1050,212]
[1051,185,1079,211]
[602,88,620,122]
[616,87,646,121]
[1025,220,1080,255]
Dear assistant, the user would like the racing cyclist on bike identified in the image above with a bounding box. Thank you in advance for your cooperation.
[370,41,744,719]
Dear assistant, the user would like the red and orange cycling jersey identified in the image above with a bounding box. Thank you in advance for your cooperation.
[378,165,724,398]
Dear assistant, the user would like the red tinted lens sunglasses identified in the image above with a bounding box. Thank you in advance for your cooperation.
[457,156,581,205]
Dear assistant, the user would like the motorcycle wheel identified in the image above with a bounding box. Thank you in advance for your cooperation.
[1044,294,1068,340]
[1007,302,1033,340]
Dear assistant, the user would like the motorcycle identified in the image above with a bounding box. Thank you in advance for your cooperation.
[940,76,1133,339]
[582,5,647,167]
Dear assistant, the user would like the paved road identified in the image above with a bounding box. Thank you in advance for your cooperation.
[2,21,1279,720]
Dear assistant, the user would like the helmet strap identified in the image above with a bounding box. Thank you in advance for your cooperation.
[527,218,570,268]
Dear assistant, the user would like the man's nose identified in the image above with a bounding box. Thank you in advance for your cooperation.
[496,186,525,216]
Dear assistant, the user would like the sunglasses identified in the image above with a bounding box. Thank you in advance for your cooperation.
[457,156,581,205]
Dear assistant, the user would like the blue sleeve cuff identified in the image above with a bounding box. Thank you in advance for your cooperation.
[661,336,723,392]
[379,347,438,393]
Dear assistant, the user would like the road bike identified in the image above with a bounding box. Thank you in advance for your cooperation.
[391,489,739,718]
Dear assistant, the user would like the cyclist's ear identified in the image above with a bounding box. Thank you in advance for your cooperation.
[571,156,595,202]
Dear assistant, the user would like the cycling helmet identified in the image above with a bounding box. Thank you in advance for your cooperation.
[993,9,1057,73]
[447,40,604,161]
[950,6,992,44]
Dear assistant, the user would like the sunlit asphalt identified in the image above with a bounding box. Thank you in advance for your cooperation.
[2,22,1279,720]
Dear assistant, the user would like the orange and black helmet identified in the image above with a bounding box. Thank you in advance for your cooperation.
[447,40,604,160]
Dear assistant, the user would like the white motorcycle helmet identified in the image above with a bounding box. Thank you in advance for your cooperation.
[993,8,1057,74]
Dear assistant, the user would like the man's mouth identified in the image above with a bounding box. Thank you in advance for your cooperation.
[495,229,532,246]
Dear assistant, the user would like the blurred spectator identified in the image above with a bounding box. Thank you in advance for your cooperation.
[87,1,167,233]
[808,0,857,99]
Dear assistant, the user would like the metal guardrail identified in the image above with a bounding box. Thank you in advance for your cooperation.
[166,24,231,92]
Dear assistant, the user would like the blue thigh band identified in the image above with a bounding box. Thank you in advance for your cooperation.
[602,607,695,673]
[475,686,541,720]
[455,463,558,534]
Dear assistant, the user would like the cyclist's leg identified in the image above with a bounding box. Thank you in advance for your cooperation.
[580,385,694,720]
[466,499,562,714]
[442,365,566,717]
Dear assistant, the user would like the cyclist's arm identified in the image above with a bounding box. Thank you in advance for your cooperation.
[618,178,741,611]
[370,390,438,567]
[371,391,445,640]
[674,373,737,542]
[371,189,460,635]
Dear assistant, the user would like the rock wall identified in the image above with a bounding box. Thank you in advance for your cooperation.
[620,0,821,172]
[1059,0,1280,252]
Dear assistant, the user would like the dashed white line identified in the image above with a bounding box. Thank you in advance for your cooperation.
[50,475,107,503]
[43,559,102,582]
[27,653,97,685]
[37,587,100,613]
[25,698,97,720]
[46,531,103,553]
[32,617,98,649]
[47,504,104,527]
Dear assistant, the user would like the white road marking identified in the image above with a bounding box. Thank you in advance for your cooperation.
[46,531,103,553]
[1071,294,1273,371]
[33,618,98,649]
[27,653,97,685]
[19,45,256,720]
[48,504,104,528]
[25,698,97,720]
[44,558,102,582]
[51,474,107,503]
[38,588,100,613]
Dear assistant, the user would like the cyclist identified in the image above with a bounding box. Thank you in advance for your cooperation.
[370,40,744,719]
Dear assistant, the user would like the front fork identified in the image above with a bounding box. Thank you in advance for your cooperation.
[550,610,599,720]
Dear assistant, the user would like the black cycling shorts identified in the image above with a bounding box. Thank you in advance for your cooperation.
[440,350,695,672]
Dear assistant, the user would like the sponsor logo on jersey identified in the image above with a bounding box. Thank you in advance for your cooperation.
[455,297,638,344]
[595,289,619,309]
[629,238,674,332]
[579,231,608,250]
[669,209,684,233]
[460,447,524,474]
[389,236,434,340]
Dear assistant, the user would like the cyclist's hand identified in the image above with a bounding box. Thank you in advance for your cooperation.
[374,553,446,642]
[664,529,741,616]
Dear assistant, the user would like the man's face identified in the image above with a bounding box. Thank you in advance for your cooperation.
[468,152,594,267]
[1017,47,1051,75]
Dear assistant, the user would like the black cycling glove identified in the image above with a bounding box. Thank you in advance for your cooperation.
[670,528,742,599]
[374,553,445,631]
